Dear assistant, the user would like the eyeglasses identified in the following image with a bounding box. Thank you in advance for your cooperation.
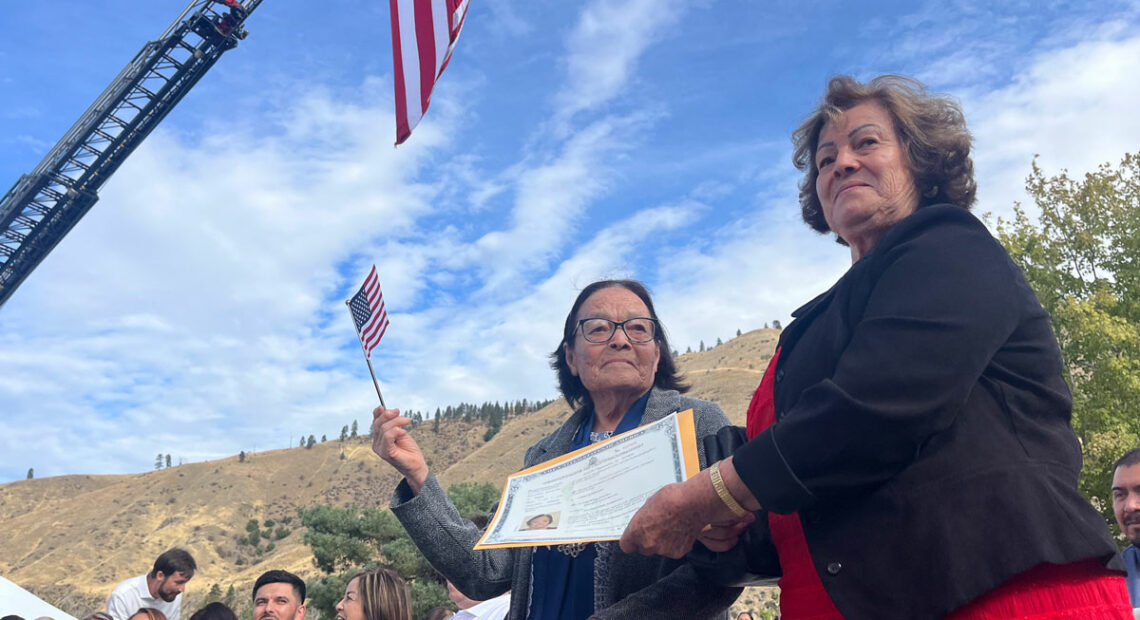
[574,317,658,344]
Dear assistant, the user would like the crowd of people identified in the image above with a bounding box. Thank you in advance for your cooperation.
[1,548,508,620]
[5,74,1140,620]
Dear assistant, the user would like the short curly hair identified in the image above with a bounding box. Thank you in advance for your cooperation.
[792,75,977,240]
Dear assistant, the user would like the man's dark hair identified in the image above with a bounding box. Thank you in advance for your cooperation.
[252,570,306,604]
[151,548,197,578]
[1114,447,1140,471]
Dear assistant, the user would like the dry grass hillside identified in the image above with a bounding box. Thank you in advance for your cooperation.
[0,329,780,617]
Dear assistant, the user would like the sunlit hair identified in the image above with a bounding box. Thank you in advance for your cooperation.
[349,567,412,620]
[792,75,976,242]
[550,280,688,410]
[130,609,167,620]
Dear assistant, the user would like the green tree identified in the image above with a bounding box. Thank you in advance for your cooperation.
[993,153,1140,532]
[432,414,440,434]
[26,467,33,479]
[340,425,349,442]
[206,583,224,604]
[447,482,500,519]
[298,504,451,618]
[166,454,172,468]
[772,319,782,330]
[321,434,327,442]
[155,453,163,470]
[736,328,742,337]
[351,420,359,438]
[306,435,317,449]
[239,450,246,463]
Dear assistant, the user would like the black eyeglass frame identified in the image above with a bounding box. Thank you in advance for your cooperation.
[573,317,660,344]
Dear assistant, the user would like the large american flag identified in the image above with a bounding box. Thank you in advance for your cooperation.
[389,0,471,145]
[347,265,390,359]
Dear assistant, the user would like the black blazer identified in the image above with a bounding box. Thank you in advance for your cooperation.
[731,205,1120,618]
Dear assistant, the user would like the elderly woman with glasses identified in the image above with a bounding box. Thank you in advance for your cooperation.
[371,279,741,619]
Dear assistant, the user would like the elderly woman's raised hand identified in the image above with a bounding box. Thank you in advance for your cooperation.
[371,406,429,494]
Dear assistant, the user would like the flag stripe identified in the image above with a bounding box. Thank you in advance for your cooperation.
[414,0,438,115]
[396,0,423,142]
[389,0,412,143]
[389,0,470,144]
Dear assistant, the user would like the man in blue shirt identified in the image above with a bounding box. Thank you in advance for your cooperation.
[1112,448,1140,608]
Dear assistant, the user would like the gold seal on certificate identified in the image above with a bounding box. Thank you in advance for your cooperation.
[473,409,699,549]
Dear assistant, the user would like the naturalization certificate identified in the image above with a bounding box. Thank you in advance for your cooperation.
[473,409,699,549]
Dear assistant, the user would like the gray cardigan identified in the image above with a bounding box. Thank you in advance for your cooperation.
[390,387,742,619]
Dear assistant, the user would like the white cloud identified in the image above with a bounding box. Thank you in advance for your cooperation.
[966,32,1140,222]
[555,0,687,121]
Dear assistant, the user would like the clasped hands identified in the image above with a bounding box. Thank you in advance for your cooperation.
[619,459,757,559]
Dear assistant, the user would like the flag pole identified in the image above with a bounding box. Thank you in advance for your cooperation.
[346,300,387,409]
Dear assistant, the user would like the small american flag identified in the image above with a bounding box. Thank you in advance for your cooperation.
[389,0,471,144]
[347,265,390,359]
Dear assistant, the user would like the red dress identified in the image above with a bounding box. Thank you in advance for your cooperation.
[744,349,1132,619]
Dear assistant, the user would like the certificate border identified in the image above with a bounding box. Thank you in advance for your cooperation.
[474,409,698,549]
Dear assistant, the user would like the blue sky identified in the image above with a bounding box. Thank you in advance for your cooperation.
[1,0,1138,482]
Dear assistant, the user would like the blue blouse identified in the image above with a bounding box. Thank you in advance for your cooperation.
[527,391,651,620]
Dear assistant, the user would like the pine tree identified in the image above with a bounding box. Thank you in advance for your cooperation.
[772,319,782,329]
[239,451,246,463]
[165,454,172,468]
[736,328,742,337]
[340,425,349,442]
[433,414,440,434]
[26,467,33,479]
[321,434,327,442]
[155,453,163,470]
[351,420,359,438]
[699,340,705,352]
[716,337,723,347]
[306,435,316,449]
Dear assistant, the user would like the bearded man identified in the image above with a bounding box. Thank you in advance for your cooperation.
[106,548,196,620]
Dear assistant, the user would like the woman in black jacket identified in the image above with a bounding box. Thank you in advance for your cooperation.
[619,75,1131,619]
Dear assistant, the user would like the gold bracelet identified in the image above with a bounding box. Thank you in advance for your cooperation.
[709,461,748,517]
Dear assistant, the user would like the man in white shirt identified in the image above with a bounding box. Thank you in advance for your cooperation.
[447,580,509,620]
[106,548,196,620]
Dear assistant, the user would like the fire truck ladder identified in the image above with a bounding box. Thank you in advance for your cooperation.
[0,0,264,308]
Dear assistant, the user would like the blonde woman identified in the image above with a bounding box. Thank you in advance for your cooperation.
[335,567,412,620]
